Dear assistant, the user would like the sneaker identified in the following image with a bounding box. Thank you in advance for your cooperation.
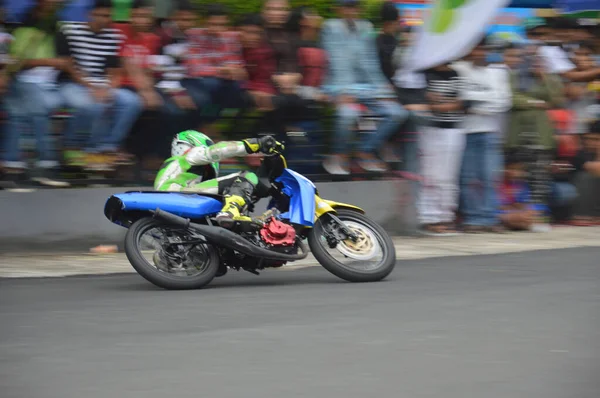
[356,153,389,173]
[0,169,36,192]
[30,168,71,188]
[323,155,350,175]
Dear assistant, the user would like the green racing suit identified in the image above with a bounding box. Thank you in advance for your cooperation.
[153,140,261,228]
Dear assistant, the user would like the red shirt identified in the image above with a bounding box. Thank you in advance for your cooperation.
[242,44,277,94]
[297,45,327,87]
[119,31,161,88]
[186,29,244,78]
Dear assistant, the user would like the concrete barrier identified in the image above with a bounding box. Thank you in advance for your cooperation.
[0,179,417,253]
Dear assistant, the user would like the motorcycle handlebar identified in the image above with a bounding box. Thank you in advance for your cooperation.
[153,209,191,229]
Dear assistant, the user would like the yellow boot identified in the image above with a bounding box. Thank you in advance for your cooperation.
[216,194,259,230]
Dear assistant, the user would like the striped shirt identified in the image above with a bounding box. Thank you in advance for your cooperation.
[56,22,125,85]
[424,69,465,128]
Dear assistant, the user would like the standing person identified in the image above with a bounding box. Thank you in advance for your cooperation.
[506,53,565,227]
[57,0,143,171]
[418,62,466,235]
[320,0,408,175]
[452,36,512,233]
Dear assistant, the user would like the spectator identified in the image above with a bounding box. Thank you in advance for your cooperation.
[570,120,600,223]
[498,154,541,231]
[119,0,196,176]
[529,17,600,83]
[418,62,465,235]
[182,4,252,127]
[239,14,277,97]
[390,24,426,212]
[285,6,327,101]
[502,42,525,71]
[57,0,143,171]
[506,52,565,222]
[321,0,408,175]
[279,7,329,174]
[239,12,324,174]
[262,0,299,82]
[452,36,512,233]
[157,0,195,51]
[119,0,162,110]
[566,42,598,135]
[1,0,69,188]
[376,1,400,84]
[155,0,197,117]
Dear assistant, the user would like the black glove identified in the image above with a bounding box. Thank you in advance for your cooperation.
[242,136,285,154]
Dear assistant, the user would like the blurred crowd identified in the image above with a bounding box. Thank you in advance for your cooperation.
[0,0,599,232]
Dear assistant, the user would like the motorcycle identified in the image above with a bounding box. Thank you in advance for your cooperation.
[103,151,396,290]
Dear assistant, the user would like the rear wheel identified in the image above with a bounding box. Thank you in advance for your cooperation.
[124,217,220,290]
[308,210,396,282]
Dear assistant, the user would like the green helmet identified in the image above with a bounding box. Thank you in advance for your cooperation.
[172,130,219,178]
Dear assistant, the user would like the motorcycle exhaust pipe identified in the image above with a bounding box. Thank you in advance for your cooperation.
[152,209,309,262]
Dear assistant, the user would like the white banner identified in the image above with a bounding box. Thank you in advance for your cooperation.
[403,0,511,71]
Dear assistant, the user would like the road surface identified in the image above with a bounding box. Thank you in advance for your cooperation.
[1,248,599,398]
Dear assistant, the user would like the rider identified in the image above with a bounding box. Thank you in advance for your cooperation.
[154,130,284,229]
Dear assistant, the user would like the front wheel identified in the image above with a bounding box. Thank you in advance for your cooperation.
[124,217,220,290]
[308,210,396,282]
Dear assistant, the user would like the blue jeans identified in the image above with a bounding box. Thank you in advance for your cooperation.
[551,182,578,207]
[460,132,503,226]
[333,99,408,154]
[2,81,64,169]
[60,83,143,152]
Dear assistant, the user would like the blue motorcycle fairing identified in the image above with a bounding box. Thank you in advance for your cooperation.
[110,192,223,219]
[275,169,316,227]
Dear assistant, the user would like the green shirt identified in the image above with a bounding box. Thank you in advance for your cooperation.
[10,27,56,60]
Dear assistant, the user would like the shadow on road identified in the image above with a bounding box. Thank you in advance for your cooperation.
[81,266,402,293]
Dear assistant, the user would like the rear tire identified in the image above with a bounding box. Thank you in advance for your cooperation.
[125,217,220,290]
[308,210,396,282]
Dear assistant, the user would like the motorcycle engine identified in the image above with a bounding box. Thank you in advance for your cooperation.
[260,217,296,250]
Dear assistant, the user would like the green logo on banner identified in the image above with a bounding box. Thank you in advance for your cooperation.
[429,0,472,34]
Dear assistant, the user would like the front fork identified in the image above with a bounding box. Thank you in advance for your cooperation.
[317,214,359,249]
[314,196,358,247]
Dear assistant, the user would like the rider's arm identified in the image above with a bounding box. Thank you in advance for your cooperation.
[185,141,248,166]
[185,137,278,165]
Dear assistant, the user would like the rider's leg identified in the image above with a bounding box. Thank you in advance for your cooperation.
[215,171,260,229]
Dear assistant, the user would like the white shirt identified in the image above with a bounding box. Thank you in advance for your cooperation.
[451,61,512,134]
[538,46,575,74]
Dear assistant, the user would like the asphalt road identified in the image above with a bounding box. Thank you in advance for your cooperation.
[1,248,599,398]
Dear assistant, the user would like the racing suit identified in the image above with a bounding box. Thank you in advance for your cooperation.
[153,140,261,228]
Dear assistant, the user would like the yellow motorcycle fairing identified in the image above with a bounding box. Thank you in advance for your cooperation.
[312,195,365,225]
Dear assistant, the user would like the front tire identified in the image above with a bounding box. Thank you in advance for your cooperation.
[125,217,220,290]
[308,210,396,282]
